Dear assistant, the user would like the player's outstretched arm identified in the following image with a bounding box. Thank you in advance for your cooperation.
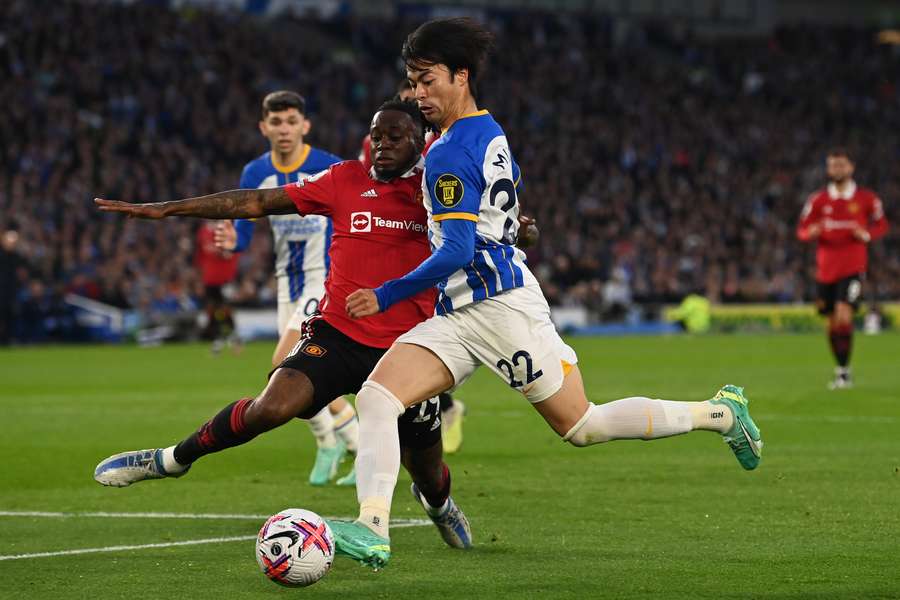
[94,188,296,220]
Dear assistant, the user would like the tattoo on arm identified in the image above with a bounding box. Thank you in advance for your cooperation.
[163,188,295,218]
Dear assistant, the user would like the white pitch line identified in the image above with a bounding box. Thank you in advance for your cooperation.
[0,512,430,561]
[0,510,431,527]
[0,535,256,561]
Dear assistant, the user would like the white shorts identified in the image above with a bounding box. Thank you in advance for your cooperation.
[276,278,324,335]
[396,284,578,403]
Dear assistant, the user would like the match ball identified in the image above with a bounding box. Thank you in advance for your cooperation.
[255,508,335,587]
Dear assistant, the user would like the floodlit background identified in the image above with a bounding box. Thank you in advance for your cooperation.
[1,0,897,343]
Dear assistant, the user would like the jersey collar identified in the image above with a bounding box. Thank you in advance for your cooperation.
[441,109,489,134]
[271,144,311,174]
[827,180,857,200]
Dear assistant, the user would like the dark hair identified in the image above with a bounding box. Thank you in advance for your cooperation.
[261,91,306,118]
[396,79,413,94]
[827,147,853,162]
[376,98,427,138]
[401,17,494,97]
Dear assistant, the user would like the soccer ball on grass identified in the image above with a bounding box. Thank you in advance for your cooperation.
[256,508,334,587]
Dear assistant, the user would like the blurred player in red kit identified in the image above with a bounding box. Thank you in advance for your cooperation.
[195,220,239,352]
[797,148,889,389]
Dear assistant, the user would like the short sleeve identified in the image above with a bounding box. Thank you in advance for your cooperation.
[284,166,337,217]
[425,144,483,223]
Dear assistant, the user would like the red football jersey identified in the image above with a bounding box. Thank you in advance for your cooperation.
[796,181,888,283]
[195,223,238,286]
[284,160,434,348]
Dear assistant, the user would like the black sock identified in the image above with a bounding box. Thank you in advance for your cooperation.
[422,463,451,509]
[174,398,255,465]
[439,392,454,412]
[829,327,853,369]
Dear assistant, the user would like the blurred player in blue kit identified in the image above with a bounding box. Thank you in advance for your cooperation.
[214,91,358,485]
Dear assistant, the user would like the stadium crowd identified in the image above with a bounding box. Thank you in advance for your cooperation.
[1,0,897,341]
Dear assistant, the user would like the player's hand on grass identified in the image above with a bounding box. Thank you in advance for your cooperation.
[94,198,167,219]
[346,289,380,319]
[215,221,238,251]
[516,214,539,249]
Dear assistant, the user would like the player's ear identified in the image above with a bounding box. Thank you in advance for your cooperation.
[453,68,469,88]
[301,118,312,137]
[258,120,267,137]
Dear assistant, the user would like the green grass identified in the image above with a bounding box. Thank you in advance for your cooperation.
[1,334,899,599]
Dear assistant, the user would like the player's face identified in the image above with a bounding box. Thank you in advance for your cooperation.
[369,110,423,179]
[826,155,854,183]
[406,63,468,127]
[259,108,309,155]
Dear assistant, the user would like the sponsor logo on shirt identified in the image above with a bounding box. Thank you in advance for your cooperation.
[350,211,372,232]
[350,211,426,234]
[271,217,326,236]
[434,173,464,208]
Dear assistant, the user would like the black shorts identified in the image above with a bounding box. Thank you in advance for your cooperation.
[816,273,864,315]
[204,285,224,303]
[274,316,442,450]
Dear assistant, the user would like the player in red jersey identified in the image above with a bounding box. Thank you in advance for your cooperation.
[195,221,239,352]
[797,148,889,389]
[92,99,473,549]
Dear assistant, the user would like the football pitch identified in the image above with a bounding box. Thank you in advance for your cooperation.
[1,333,899,599]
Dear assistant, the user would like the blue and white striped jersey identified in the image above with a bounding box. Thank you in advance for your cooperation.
[236,145,341,302]
[423,111,535,315]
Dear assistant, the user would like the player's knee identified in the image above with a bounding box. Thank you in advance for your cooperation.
[563,402,609,447]
[249,370,312,428]
[356,380,406,420]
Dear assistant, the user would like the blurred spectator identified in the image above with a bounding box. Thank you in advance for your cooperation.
[0,1,897,336]
[669,294,712,334]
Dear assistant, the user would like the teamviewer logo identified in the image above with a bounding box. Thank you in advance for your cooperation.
[350,211,372,233]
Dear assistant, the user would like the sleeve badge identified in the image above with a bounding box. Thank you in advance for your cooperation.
[434,173,465,208]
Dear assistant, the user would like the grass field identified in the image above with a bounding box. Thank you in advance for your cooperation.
[1,333,899,599]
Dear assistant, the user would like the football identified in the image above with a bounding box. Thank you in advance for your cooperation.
[255,508,335,587]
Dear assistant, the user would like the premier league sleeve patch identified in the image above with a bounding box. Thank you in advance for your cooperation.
[434,173,465,208]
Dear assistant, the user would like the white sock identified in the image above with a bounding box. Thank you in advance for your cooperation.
[564,396,731,446]
[307,408,337,449]
[690,400,734,433]
[421,497,449,517]
[332,403,359,453]
[160,445,188,473]
[354,380,405,539]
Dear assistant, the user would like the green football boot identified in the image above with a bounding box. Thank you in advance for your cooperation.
[335,465,356,487]
[325,520,391,570]
[710,385,762,470]
[308,442,346,486]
